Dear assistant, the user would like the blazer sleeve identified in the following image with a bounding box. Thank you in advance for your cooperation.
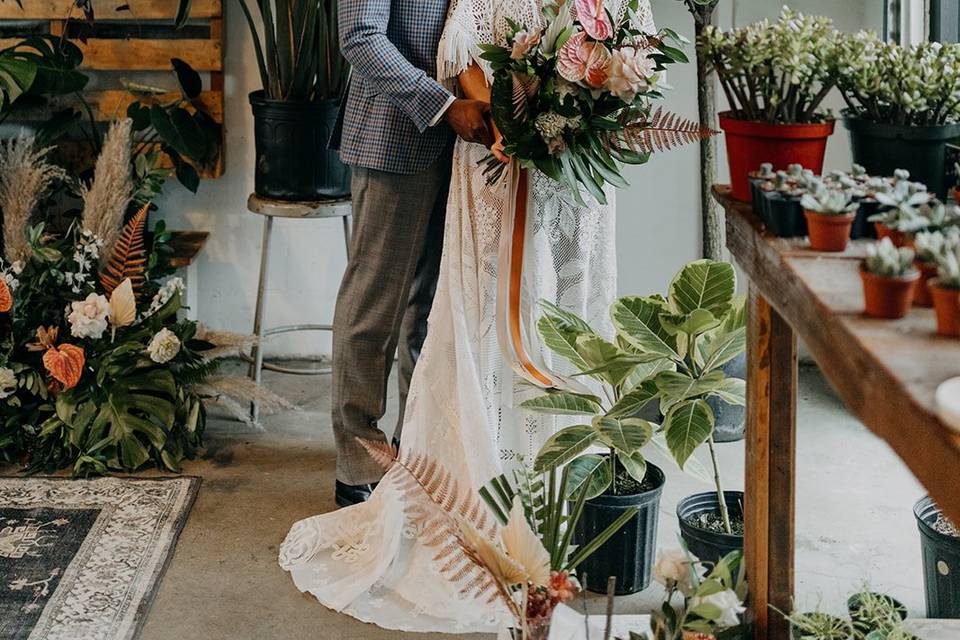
[340,0,454,133]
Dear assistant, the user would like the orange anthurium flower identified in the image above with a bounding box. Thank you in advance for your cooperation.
[0,278,11,313]
[43,343,85,390]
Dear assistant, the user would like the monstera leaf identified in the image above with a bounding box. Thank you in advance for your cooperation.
[90,368,176,470]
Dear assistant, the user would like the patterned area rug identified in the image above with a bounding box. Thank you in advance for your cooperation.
[0,477,200,640]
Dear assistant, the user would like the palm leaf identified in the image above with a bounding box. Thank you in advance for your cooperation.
[99,204,148,298]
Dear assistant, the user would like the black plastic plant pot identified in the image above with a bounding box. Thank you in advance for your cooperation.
[852,199,880,240]
[709,353,746,443]
[750,178,769,225]
[574,462,665,595]
[845,117,960,199]
[250,91,351,201]
[915,496,960,618]
[760,191,807,238]
[677,491,745,566]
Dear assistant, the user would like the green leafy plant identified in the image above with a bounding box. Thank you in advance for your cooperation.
[784,611,854,640]
[176,0,347,101]
[697,7,838,124]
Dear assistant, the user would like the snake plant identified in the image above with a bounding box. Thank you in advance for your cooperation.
[176,0,348,101]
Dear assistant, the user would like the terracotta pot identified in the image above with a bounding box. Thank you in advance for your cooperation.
[930,279,960,337]
[860,267,919,319]
[951,187,960,206]
[875,223,911,248]
[682,633,716,640]
[805,210,855,252]
[720,112,836,202]
[914,261,939,307]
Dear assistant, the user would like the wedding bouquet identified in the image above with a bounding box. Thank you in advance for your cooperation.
[479,0,711,204]
[0,125,284,475]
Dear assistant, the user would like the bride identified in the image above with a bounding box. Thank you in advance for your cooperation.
[279,0,656,633]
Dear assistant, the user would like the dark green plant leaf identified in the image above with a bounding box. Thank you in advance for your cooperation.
[663,399,714,469]
[171,57,202,99]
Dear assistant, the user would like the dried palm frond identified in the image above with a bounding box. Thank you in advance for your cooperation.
[0,135,64,264]
[608,107,718,155]
[81,119,133,258]
[358,439,522,618]
[193,325,260,361]
[193,375,297,429]
[511,72,540,122]
[99,205,147,297]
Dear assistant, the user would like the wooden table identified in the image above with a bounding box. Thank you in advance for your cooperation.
[713,185,960,640]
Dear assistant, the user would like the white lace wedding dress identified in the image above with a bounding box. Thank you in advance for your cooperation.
[279,0,655,633]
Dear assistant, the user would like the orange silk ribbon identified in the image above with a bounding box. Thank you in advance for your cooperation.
[496,163,563,390]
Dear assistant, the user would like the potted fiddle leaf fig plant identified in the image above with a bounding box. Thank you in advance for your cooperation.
[801,180,859,252]
[610,260,746,565]
[178,0,350,200]
[835,32,960,199]
[522,300,668,596]
[861,239,919,320]
[698,7,838,202]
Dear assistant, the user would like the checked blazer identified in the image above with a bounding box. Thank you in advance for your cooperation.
[333,0,456,175]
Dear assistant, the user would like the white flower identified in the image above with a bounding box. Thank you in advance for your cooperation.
[0,368,16,399]
[690,588,746,629]
[68,293,111,339]
[144,277,186,320]
[511,30,541,60]
[653,548,695,594]
[147,328,181,364]
[11,261,23,275]
[606,47,656,103]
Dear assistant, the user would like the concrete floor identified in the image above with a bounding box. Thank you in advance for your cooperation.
[18,362,931,639]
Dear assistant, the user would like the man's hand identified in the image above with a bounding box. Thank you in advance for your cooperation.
[445,99,494,147]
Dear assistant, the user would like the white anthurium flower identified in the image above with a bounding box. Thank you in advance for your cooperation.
[68,293,111,339]
[690,588,746,630]
[147,328,181,364]
[0,368,16,399]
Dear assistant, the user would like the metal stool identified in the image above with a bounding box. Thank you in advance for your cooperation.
[247,194,352,420]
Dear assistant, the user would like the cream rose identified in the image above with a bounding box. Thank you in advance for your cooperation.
[606,47,656,103]
[653,548,694,593]
[68,293,111,339]
[147,328,181,364]
[0,367,16,399]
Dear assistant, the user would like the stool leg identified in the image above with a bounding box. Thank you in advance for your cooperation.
[249,215,274,422]
[342,214,352,260]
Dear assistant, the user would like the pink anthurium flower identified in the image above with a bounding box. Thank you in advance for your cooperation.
[575,0,613,41]
[558,31,611,88]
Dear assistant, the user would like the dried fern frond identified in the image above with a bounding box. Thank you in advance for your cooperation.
[99,204,147,297]
[193,375,297,429]
[193,325,260,361]
[356,439,522,618]
[608,107,718,155]
[81,118,134,258]
[0,135,64,264]
[511,72,540,122]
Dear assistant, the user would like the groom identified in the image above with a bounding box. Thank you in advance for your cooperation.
[330,0,494,507]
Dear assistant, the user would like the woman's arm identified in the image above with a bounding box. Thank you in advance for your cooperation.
[458,64,509,163]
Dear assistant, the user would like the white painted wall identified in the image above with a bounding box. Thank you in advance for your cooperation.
[155,0,883,357]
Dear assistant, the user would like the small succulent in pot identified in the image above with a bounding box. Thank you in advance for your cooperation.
[869,170,934,245]
[913,228,960,307]
[929,240,960,336]
[801,181,859,252]
[861,238,919,319]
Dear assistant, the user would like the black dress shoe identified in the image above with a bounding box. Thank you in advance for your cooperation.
[335,480,378,508]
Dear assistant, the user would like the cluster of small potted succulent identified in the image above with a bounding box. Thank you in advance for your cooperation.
[782,585,914,640]
[701,8,960,202]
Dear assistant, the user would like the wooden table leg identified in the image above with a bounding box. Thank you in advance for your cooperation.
[745,288,797,640]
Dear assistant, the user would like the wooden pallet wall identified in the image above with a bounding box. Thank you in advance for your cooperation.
[0,0,224,177]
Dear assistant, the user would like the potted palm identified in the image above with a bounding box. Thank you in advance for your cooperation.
[861,239,919,320]
[835,32,960,199]
[698,8,838,202]
[801,180,859,252]
[179,0,349,200]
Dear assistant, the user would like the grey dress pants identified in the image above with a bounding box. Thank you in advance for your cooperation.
[332,149,452,484]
